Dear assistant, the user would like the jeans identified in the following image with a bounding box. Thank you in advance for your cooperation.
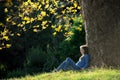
[57,57,80,71]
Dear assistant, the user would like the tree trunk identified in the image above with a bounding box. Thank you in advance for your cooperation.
[81,0,120,67]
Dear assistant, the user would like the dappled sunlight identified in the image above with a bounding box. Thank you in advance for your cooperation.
[8,68,120,80]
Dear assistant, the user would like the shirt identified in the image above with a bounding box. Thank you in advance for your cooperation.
[76,54,90,69]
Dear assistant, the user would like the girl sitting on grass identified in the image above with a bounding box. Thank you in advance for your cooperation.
[55,45,90,71]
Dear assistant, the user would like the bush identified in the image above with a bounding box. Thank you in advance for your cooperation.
[24,46,46,69]
[0,63,7,79]
[6,69,27,78]
[42,47,60,71]
[24,46,60,72]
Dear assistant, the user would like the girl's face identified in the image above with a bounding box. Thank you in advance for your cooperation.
[80,48,85,54]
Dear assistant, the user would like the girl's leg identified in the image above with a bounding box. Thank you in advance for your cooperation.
[57,59,68,71]
[57,57,80,71]
[64,57,80,70]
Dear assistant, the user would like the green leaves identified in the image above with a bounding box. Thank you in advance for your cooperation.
[0,0,81,49]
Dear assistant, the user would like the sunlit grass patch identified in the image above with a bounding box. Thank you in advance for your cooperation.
[8,68,120,80]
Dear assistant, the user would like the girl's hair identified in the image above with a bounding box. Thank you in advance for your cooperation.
[80,45,89,54]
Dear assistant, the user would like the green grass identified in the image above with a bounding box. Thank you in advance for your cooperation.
[8,68,120,80]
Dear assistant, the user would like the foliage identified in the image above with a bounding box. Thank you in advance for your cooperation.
[25,46,46,68]
[0,0,81,50]
[8,68,120,80]
[0,63,7,78]
[42,47,60,71]
[0,0,85,78]
[59,15,85,61]
[6,69,27,78]
[24,46,60,72]
[6,46,60,78]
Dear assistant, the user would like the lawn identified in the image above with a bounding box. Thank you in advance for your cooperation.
[8,68,120,80]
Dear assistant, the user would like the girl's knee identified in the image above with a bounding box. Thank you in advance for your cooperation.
[66,57,71,61]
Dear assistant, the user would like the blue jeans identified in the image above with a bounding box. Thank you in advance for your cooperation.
[57,57,80,71]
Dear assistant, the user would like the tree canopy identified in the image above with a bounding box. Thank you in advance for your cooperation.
[0,0,82,50]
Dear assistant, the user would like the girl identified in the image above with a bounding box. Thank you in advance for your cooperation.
[56,45,90,71]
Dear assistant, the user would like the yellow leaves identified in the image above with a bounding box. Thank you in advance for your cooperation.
[22,17,35,24]
[46,0,49,4]
[66,7,74,11]
[0,47,2,50]
[27,0,31,3]
[1,28,8,36]
[0,0,83,50]
[32,4,38,9]
[49,8,55,14]
[12,21,16,25]
[61,4,65,8]
[41,21,47,26]
[37,16,43,21]
[33,25,41,32]
[41,21,48,30]
[42,26,47,30]
[55,25,62,32]
[4,8,8,13]
[0,23,5,27]
[0,43,11,49]
[3,36,9,41]
[62,10,65,14]
[6,44,11,48]
[26,21,31,24]
[53,0,58,7]
[73,2,77,8]
[63,16,67,19]
[1,28,10,41]
[72,10,77,14]
[72,17,76,21]
[51,25,55,28]
[30,18,35,22]
[77,6,81,10]
[6,16,12,22]
[67,31,74,35]
[45,4,49,9]
[17,24,22,27]
[17,33,21,36]
[24,2,28,6]
[10,33,14,36]
[41,11,46,17]
[19,14,23,18]
[33,25,39,28]
[76,27,82,31]
[65,28,68,31]
[64,26,69,31]
[33,29,40,32]
[41,0,45,5]
[38,5,42,10]
[53,32,57,36]
[64,31,74,39]
[22,21,26,25]
[23,17,31,21]
[33,29,38,32]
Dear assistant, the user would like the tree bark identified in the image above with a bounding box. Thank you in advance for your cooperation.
[81,0,120,67]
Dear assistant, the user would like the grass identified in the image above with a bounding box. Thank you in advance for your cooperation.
[8,68,120,80]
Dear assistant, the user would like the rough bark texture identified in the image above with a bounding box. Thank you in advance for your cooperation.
[81,0,120,67]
